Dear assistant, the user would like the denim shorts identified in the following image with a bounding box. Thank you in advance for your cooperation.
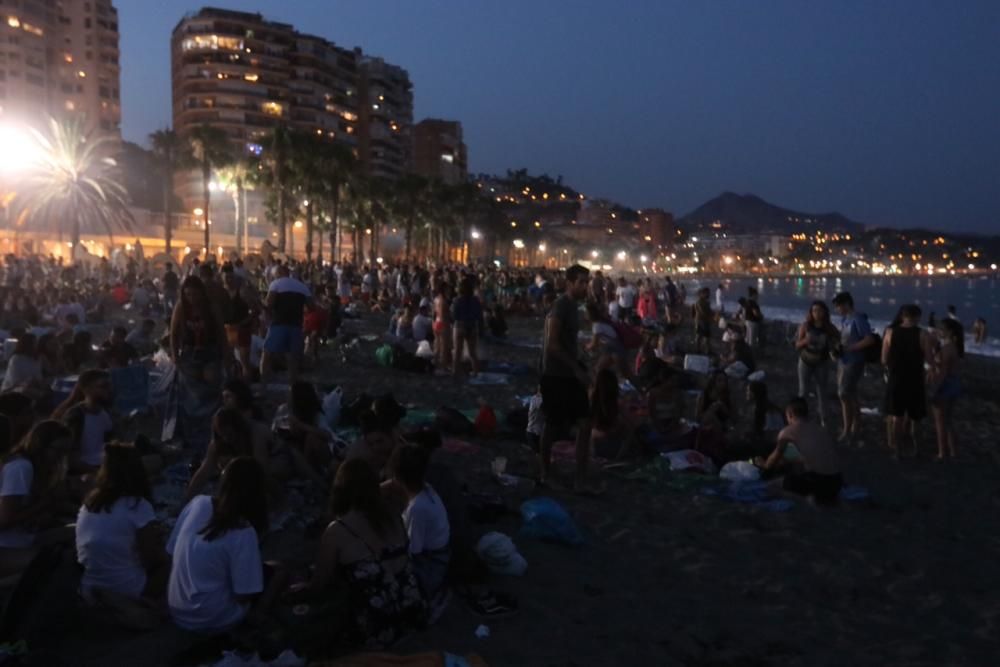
[837,362,864,398]
[264,324,304,355]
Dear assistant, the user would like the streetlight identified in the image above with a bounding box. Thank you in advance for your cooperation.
[616,250,627,260]
[591,250,599,258]
[470,229,481,240]
[640,254,648,263]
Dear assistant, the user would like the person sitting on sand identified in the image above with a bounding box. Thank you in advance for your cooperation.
[590,367,640,461]
[53,369,115,474]
[0,421,76,576]
[76,442,169,604]
[756,398,842,505]
[656,324,684,365]
[167,458,284,633]
[344,410,399,478]
[275,382,334,473]
[389,444,451,619]
[286,459,427,649]
[721,325,755,374]
[185,408,272,502]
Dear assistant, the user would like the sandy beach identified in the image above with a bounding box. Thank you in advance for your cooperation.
[35,309,1000,667]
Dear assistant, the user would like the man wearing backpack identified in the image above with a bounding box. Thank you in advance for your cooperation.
[832,292,877,445]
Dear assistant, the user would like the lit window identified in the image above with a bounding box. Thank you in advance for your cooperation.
[64,53,73,63]
[243,73,258,82]
[440,153,454,163]
[65,100,75,111]
[78,70,86,78]
[261,101,283,117]
[181,35,244,52]
[7,17,19,28]
[22,22,43,37]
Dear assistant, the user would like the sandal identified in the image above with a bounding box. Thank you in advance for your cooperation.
[467,591,519,618]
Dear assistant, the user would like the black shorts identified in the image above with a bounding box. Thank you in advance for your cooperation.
[783,471,843,505]
[540,375,590,426]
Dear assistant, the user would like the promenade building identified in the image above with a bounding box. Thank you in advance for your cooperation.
[412,118,467,184]
[0,0,121,136]
[357,55,413,180]
[171,8,413,253]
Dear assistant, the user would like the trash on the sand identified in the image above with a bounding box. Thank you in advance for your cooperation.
[860,406,881,416]
[475,624,491,639]
[662,449,717,474]
[415,340,434,358]
[322,386,342,429]
[840,485,870,501]
[494,473,519,487]
[520,497,585,546]
[683,354,711,374]
[476,532,528,576]
[719,461,761,482]
[747,370,766,382]
[619,380,638,393]
[212,649,305,666]
[468,372,510,385]
[360,334,379,342]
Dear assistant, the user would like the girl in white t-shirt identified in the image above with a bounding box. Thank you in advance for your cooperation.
[166,458,283,633]
[76,442,168,603]
[0,420,74,576]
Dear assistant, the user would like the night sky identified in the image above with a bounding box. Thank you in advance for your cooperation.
[118,0,1000,233]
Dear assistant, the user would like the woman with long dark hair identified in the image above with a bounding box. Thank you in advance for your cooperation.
[794,301,839,426]
[287,458,426,649]
[169,276,227,451]
[930,318,964,460]
[53,369,115,473]
[0,421,74,575]
[185,407,269,501]
[76,442,168,601]
[167,457,280,632]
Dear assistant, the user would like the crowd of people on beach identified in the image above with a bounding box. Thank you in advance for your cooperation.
[0,248,982,660]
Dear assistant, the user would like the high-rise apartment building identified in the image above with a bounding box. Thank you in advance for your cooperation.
[171,8,360,152]
[171,8,414,241]
[412,118,467,185]
[357,56,413,180]
[0,0,121,136]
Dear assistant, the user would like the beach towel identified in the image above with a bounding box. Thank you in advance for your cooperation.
[700,481,794,512]
[467,372,509,385]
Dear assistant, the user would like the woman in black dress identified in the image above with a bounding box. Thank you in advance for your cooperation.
[881,304,934,458]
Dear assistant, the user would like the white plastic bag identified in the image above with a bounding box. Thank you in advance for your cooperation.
[662,449,717,474]
[683,354,711,374]
[322,387,342,430]
[415,340,434,358]
[720,461,761,482]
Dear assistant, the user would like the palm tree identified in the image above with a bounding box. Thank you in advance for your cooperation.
[186,125,232,252]
[12,116,133,253]
[217,157,255,256]
[318,143,356,263]
[260,125,293,253]
[392,174,430,261]
[149,128,185,255]
[343,174,378,265]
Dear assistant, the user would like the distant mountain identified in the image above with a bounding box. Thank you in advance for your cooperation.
[678,192,865,235]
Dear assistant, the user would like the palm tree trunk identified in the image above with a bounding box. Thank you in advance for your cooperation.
[163,177,173,255]
[329,187,340,263]
[317,225,324,265]
[277,184,287,253]
[405,209,414,260]
[202,162,211,253]
[305,200,314,263]
[241,187,249,255]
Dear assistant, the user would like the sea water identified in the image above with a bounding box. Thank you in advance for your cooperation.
[688,275,1000,358]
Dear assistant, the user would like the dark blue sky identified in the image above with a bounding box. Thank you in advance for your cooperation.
[118,0,1000,233]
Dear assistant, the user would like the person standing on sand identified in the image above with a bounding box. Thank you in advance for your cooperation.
[929,318,963,460]
[691,287,713,354]
[540,265,602,494]
[972,317,987,344]
[881,304,934,458]
[715,283,724,315]
[756,398,842,505]
[832,292,876,446]
[795,301,839,427]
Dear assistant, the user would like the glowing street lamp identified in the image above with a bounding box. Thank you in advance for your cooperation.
[616,251,627,260]
[470,229,481,240]
[591,250,600,258]
[640,255,648,263]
